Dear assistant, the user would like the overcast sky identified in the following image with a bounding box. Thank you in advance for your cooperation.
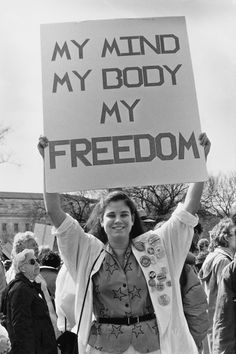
[1,0,236,193]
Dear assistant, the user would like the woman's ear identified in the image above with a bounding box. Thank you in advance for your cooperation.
[19,264,25,273]
[223,234,230,247]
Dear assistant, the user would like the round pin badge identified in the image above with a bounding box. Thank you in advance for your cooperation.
[150,256,157,265]
[155,246,165,259]
[156,283,165,291]
[134,241,145,252]
[148,235,161,246]
[158,294,170,306]
[149,271,156,279]
[147,247,155,255]
[161,267,168,275]
[148,278,156,287]
[140,255,151,267]
[156,272,167,283]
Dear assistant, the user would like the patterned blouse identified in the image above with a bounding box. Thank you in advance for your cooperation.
[88,243,160,353]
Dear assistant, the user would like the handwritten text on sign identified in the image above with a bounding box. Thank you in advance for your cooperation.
[41,17,207,192]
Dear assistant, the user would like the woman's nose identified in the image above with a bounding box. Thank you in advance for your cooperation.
[114,214,122,222]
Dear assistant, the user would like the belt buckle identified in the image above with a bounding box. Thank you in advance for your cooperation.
[127,316,130,326]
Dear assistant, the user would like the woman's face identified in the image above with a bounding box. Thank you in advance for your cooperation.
[20,254,40,280]
[201,242,209,252]
[227,225,236,252]
[101,200,134,246]
[24,239,39,258]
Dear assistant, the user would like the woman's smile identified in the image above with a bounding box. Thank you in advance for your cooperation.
[101,200,134,245]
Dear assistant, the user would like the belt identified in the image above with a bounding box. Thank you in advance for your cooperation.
[97,313,155,326]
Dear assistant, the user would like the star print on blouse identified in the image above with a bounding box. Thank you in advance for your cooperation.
[132,323,144,338]
[124,261,133,272]
[110,325,124,338]
[105,261,119,275]
[128,285,142,299]
[152,323,159,335]
[112,287,127,300]
[94,346,103,351]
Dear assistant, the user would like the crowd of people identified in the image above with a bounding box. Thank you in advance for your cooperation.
[0,133,235,354]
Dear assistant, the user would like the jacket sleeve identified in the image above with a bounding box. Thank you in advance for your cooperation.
[53,214,103,282]
[8,284,35,354]
[160,203,198,277]
[213,262,236,354]
[214,257,231,285]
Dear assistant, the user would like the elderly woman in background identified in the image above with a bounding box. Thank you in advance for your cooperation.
[6,231,40,283]
[5,249,57,354]
[5,231,59,338]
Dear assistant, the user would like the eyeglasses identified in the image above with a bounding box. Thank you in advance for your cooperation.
[27,258,39,265]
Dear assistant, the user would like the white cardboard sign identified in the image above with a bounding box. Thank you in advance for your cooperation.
[41,16,207,192]
[34,223,54,250]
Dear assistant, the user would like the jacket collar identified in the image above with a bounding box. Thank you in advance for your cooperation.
[15,272,41,290]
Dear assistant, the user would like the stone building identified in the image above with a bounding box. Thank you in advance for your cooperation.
[0,191,46,243]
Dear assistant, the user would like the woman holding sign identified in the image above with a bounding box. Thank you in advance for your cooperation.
[38,133,210,354]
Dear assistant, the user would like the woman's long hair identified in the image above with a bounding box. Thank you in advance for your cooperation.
[209,217,235,251]
[85,190,144,243]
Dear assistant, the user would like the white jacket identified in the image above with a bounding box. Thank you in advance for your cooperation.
[53,203,198,354]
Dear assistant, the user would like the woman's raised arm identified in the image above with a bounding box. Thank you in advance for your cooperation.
[38,136,66,228]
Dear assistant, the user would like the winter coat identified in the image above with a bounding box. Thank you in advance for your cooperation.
[198,247,233,328]
[6,266,59,338]
[5,272,57,354]
[213,260,236,354]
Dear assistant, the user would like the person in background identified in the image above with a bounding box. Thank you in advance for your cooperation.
[0,241,6,306]
[5,232,59,338]
[38,245,52,265]
[197,238,209,254]
[5,249,57,354]
[195,238,210,272]
[198,218,236,353]
[39,248,61,302]
[0,322,11,354]
[190,223,203,257]
[212,259,236,354]
[38,133,210,354]
[3,261,11,272]
[195,251,208,273]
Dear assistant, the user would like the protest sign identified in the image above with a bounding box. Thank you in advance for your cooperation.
[2,242,13,259]
[34,223,54,250]
[41,16,208,192]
